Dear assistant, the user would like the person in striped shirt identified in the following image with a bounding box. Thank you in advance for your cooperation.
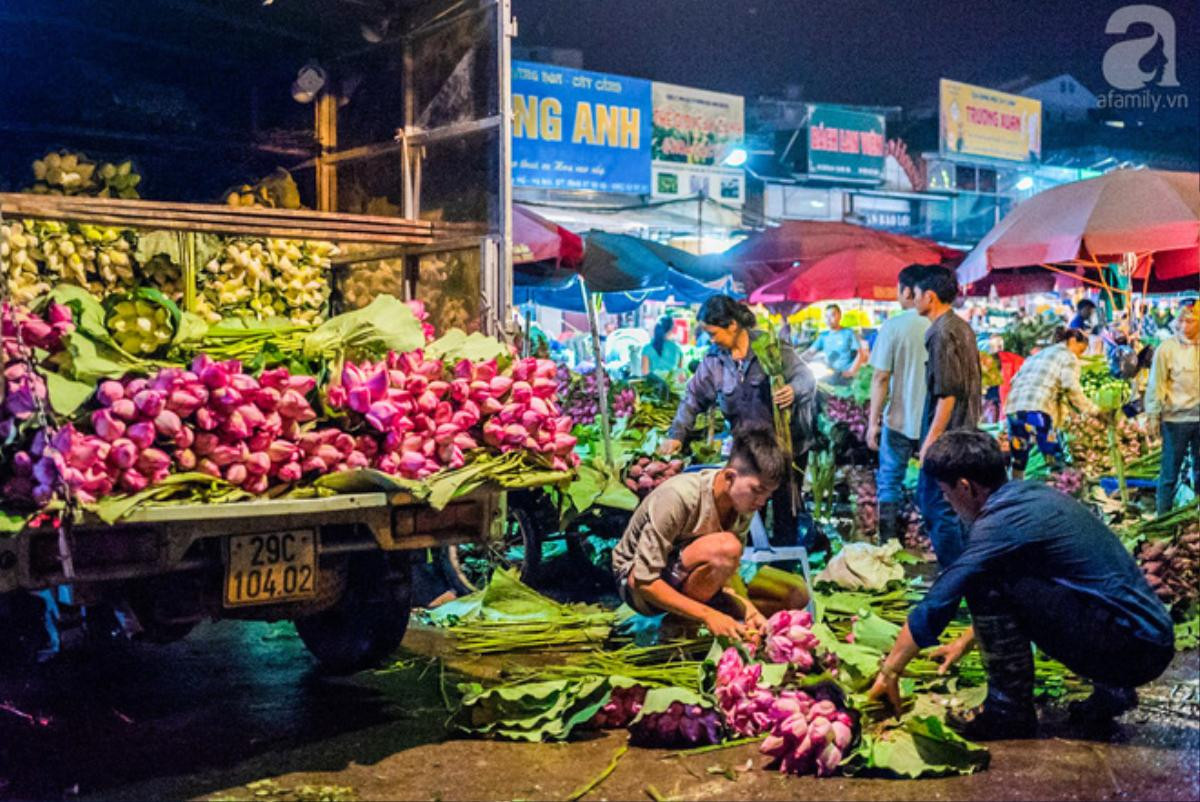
[1004,327,1100,479]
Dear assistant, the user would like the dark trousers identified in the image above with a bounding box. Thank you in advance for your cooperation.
[1157,420,1200,515]
[769,452,813,549]
[966,573,1174,689]
[917,406,966,569]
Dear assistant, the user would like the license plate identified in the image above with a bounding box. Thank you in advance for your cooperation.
[224,531,316,607]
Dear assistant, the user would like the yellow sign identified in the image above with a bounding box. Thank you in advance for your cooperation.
[939,79,1042,162]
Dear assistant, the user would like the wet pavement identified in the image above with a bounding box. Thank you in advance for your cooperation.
[0,618,1197,802]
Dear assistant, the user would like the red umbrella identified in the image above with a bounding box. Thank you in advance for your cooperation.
[749,247,944,304]
[513,204,584,267]
[723,220,957,291]
[958,169,1199,291]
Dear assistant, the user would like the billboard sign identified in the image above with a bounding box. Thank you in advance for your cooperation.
[939,78,1042,162]
[512,60,652,193]
[806,104,886,182]
[651,82,745,205]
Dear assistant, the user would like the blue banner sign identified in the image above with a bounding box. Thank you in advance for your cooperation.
[512,60,652,194]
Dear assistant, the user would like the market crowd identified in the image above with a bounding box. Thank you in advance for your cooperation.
[613,265,1198,740]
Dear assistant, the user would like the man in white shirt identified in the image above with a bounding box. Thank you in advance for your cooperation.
[866,265,931,543]
[1145,299,1200,514]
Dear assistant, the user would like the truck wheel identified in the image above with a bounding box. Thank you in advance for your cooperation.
[444,502,541,595]
[0,591,47,668]
[293,553,411,674]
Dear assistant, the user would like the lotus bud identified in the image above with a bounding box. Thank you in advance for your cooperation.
[110,398,138,422]
[366,401,398,432]
[209,386,243,411]
[210,444,242,467]
[344,450,369,469]
[175,449,197,470]
[92,409,127,442]
[278,389,315,421]
[120,469,150,493]
[108,438,138,469]
[258,367,289,390]
[193,432,219,456]
[223,410,250,441]
[480,397,503,415]
[245,452,271,476]
[125,377,149,396]
[154,409,183,439]
[197,458,222,479]
[136,448,171,476]
[236,404,266,429]
[126,422,156,450]
[132,389,166,419]
[315,444,341,465]
[489,376,514,397]
[254,386,281,412]
[224,463,248,486]
[301,456,328,474]
[246,431,272,452]
[96,381,125,406]
[195,407,218,431]
[398,451,425,474]
[200,363,230,389]
[276,462,303,482]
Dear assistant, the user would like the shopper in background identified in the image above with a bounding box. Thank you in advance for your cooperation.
[866,264,931,544]
[913,266,981,567]
[1145,299,1200,515]
[641,315,684,382]
[1070,298,1099,333]
[1004,327,1101,480]
[803,305,868,384]
[662,296,818,550]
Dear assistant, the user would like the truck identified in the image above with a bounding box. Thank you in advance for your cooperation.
[0,0,519,672]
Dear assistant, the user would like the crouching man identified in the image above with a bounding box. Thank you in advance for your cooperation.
[612,427,802,641]
[868,430,1174,739]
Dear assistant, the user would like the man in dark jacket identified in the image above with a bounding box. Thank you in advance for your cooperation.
[868,431,1174,739]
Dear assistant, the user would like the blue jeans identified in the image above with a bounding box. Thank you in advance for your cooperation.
[877,428,918,505]
[1157,420,1200,515]
[918,466,966,568]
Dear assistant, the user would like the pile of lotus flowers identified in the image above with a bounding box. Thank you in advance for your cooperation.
[628,700,723,747]
[763,610,822,670]
[760,691,854,776]
[714,647,778,737]
[824,395,868,445]
[328,353,579,480]
[1,302,74,436]
[591,684,646,729]
[557,366,636,426]
[85,356,320,496]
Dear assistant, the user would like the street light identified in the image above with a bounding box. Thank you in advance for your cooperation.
[1015,176,1034,191]
[721,147,748,167]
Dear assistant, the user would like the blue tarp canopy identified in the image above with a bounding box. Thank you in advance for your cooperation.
[513,230,738,312]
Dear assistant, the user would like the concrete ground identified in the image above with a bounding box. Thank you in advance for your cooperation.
[1,619,1196,802]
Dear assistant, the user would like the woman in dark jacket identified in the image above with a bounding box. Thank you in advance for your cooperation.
[662,296,817,547]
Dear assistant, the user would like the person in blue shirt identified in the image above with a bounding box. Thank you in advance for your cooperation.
[867,430,1173,740]
[641,315,684,382]
[802,305,867,383]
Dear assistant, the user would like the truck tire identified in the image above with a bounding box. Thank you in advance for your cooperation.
[293,552,411,674]
[0,590,47,669]
[444,503,541,595]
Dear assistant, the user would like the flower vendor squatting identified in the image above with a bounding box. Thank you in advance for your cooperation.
[611,426,808,642]
[867,430,1174,740]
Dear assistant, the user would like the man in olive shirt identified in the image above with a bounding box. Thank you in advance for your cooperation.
[913,266,981,567]
[612,428,785,640]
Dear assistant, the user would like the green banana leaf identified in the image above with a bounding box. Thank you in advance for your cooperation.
[44,370,96,417]
[452,676,612,741]
[425,328,509,365]
[843,714,989,778]
[302,296,425,360]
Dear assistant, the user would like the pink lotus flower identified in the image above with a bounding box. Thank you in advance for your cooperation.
[109,439,138,469]
[175,449,197,471]
[224,464,248,486]
[127,422,156,450]
[136,448,172,476]
[120,469,150,493]
[276,462,303,482]
[92,409,127,442]
[133,389,166,419]
[96,381,125,406]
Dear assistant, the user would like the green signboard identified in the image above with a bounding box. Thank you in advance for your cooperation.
[806,104,886,182]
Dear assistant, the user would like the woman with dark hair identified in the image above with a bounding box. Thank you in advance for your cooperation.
[662,295,818,548]
[1004,326,1100,479]
[641,315,683,381]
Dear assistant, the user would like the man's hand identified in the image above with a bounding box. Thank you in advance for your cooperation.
[867,422,881,452]
[704,611,748,641]
[661,438,683,457]
[744,605,768,640]
[918,438,933,465]
[867,669,903,715]
[929,635,973,675]
[773,385,795,409]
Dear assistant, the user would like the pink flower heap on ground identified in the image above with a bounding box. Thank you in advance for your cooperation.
[714,647,777,737]
[763,609,820,671]
[760,693,854,776]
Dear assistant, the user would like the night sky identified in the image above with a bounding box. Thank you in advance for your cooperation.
[512,0,1199,125]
